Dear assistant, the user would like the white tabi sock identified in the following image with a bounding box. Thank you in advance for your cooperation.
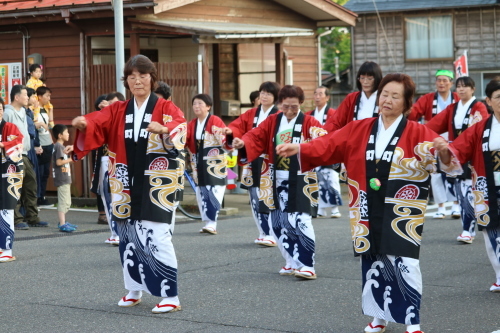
[331,206,340,214]
[438,206,446,214]
[452,203,460,212]
[406,324,421,333]
[126,290,142,300]
[1,249,12,257]
[204,221,217,229]
[371,317,387,327]
[159,295,180,306]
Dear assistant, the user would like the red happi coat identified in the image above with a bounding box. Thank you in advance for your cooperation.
[408,92,460,122]
[73,97,187,224]
[425,99,488,141]
[324,91,361,132]
[240,112,327,213]
[447,114,500,230]
[299,118,439,259]
[305,105,336,126]
[186,114,228,186]
[0,121,24,209]
[228,105,280,192]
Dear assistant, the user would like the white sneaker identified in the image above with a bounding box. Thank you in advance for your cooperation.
[451,211,461,219]
[331,212,342,218]
[433,212,445,219]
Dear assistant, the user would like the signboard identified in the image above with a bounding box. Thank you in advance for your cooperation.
[0,62,22,104]
[453,51,468,78]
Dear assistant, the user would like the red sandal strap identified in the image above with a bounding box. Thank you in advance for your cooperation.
[155,303,179,309]
[368,323,386,329]
[121,297,140,302]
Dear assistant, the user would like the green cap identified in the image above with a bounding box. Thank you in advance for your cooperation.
[435,69,454,79]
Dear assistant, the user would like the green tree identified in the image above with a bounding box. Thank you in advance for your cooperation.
[319,0,351,74]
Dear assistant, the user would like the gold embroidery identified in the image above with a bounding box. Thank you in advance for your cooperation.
[386,197,427,246]
[147,169,177,212]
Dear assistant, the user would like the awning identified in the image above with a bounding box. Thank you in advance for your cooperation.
[129,18,314,40]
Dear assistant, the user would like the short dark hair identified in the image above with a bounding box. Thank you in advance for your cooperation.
[26,87,36,98]
[377,73,416,117]
[36,86,51,97]
[29,63,42,73]
[10,85,27,103]
[122,55,158,91]
[105,91,126,102]
[52,124,68,138]
[0,97,4,110]
[192,94,213,108]
[485,78,500,99]
[154,81,172,100]
[249,90,259,104]
[94,94,107,111]
[456,76,475,90]
[356,61,383,93]
[315,86,330,96]
[259,81,281,103]
[278,85,305,104]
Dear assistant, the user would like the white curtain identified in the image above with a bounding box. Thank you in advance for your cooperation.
[405,15,452,59]
[405,17,428,59]
[429,15,453,58]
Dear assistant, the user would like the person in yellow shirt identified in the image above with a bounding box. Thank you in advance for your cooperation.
[26,64,54,128]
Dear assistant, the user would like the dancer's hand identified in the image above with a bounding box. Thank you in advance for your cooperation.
[276,143,299,157]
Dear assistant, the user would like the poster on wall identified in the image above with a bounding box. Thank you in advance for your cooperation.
[0,62,22,104]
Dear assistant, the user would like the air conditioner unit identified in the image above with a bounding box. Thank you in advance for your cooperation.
[220,100,241,116]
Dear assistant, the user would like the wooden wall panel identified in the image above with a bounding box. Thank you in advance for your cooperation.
[285,36,318,110]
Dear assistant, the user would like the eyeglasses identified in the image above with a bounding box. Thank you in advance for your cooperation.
[281,104,300,111]
[127,74,151,82]
[358,76,374,82]
[259,91,272,97]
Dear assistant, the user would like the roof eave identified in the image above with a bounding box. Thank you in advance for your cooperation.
[351,3,500,15]
[0,1,156,19]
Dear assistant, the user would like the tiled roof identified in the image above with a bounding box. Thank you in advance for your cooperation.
[344,0,499,14]
[0,0,151,12]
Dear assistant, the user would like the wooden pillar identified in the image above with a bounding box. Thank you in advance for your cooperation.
[130,32,140,57]
[212,44,221,118]
[199,44,210,95]
[275,43,284,86]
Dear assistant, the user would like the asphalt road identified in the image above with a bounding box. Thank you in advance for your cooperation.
[1,197,499,333]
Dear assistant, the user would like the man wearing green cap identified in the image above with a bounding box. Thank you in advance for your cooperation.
[408,69,461,219]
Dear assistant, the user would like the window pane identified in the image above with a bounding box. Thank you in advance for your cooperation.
[429,15,453,58]
[405,17,429,59]
[238,44,276,73]
[239,72,275,105]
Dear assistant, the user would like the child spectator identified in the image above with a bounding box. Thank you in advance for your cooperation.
[26,64,54,128]
[35,87,54,206]
[52,124,77,233]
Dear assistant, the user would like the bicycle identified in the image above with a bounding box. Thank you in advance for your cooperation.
[177,169,202,220]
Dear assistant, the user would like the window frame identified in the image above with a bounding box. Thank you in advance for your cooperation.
[403,13,455,62]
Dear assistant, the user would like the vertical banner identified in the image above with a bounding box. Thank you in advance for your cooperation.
[453,51,468,78]
[0,62,22,104]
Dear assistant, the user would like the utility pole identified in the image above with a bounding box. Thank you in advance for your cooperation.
[114,0,126,95]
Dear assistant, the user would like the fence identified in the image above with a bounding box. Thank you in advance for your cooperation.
[89,62,198,121]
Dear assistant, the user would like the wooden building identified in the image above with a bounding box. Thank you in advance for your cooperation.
[344,0,500,98]
[0,0,356,196]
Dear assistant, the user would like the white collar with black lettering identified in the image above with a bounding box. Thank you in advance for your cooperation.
[375,114,403,159]
[133,94,151,142]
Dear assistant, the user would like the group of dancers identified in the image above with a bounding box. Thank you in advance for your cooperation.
[2,54,499,333]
